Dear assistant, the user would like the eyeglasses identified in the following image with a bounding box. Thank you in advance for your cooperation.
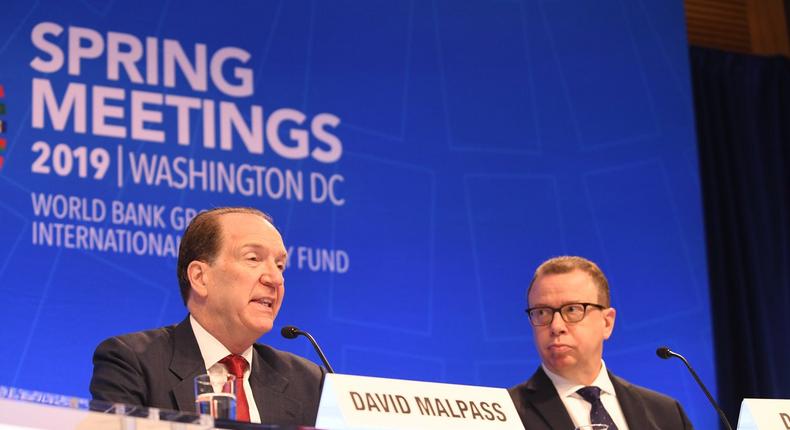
[525,303,606,326]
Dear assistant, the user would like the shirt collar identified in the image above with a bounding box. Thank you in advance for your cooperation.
[190,315,254,373]
[542,360,617,399]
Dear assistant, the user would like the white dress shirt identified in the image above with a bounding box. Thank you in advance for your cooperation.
[190,315,262,423]
[542,361,630,430]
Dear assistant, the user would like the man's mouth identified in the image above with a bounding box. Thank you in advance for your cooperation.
[548,344,571,352]
[252,298,274,308]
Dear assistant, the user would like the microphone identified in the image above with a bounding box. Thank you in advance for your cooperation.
[281,326,335,373]
[656,346,732,430]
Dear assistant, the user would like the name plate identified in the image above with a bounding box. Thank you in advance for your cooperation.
[315,373,522,430]
[737,398,790,430]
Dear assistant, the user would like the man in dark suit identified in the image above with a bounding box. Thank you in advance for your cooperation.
[508,256,694,430]
[90,207,325,426]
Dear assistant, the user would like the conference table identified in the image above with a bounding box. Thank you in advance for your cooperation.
[0,385,315,430]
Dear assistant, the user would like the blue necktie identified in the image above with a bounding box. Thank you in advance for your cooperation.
[576,386,619,430]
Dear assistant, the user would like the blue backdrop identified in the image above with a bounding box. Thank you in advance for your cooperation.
[0,0,716,428]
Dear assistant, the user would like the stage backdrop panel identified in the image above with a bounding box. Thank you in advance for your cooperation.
[0,0,716,428]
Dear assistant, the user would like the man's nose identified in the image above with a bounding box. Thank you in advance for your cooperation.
[549,310,567,335]
[259,262,284,287]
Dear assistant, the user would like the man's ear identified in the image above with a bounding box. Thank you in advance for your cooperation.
[602,307,616,340]
[187,260,210,299]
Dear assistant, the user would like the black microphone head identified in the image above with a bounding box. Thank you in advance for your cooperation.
[656,346,673,359]
[281,325,300,339]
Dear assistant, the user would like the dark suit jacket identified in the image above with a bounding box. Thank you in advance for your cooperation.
[89,317,326,426]
[508,367,694,430]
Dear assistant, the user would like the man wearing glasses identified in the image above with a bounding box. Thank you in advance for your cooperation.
[508,256,694,429]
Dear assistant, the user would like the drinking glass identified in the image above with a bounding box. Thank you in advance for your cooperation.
[194,373,236,419]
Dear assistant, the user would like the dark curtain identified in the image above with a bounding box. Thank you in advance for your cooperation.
[691,46,790,427]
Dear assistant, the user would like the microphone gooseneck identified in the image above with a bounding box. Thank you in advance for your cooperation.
[656,346,733,430]
[281,325,335,373]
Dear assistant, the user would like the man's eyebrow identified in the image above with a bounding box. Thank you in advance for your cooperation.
[529,301,584,308]
[240,244,287,258]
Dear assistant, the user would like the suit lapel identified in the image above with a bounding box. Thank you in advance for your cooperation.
[250,345,301,424]
[163,318,303,424]
[523,368,576,430]
[169,317,206,412]
[610,372,655,430]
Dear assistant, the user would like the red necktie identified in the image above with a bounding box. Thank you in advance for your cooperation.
[220,354,250,422]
